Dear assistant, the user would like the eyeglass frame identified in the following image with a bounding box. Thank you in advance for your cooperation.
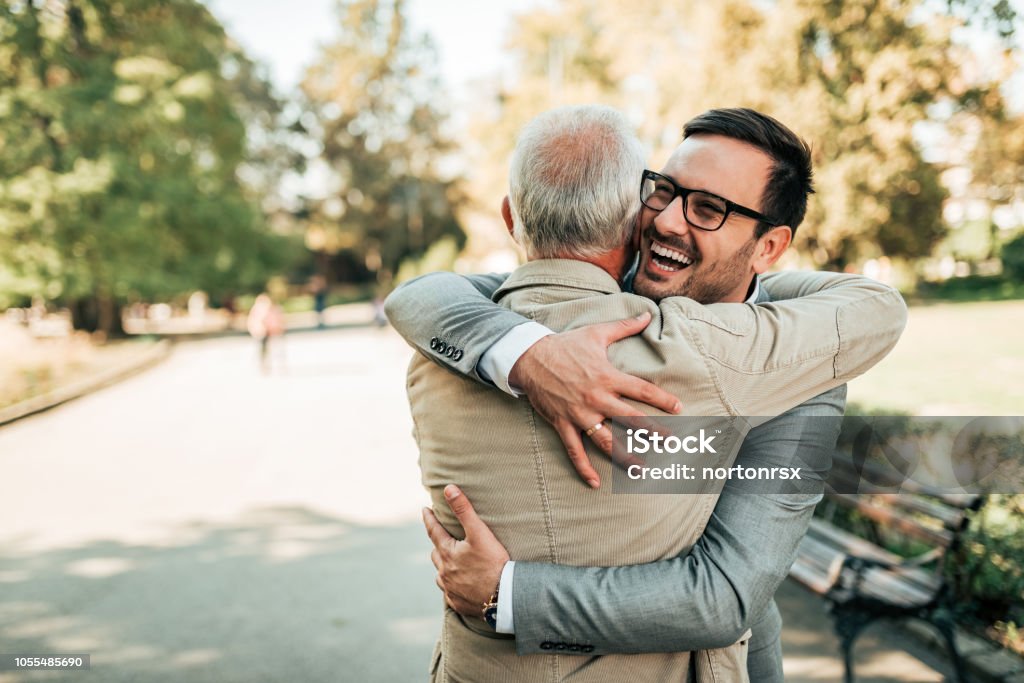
[639,169,780,231]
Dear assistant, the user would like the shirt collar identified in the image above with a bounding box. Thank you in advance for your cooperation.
[498,257,761,303]
[494,259,621,301]
[745,276,761,304]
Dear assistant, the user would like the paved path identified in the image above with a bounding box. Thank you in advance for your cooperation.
[0,327,956,682]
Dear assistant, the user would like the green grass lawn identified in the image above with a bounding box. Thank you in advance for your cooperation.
[847,299,1024,415]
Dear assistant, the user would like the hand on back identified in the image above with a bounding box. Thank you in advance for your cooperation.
[509,311,681,488]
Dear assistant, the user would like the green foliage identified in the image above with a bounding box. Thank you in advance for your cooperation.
[394,235,460,285]
[952,495,1024,649]
[0,0,292,333]
[914,273,1024,302]
[300,0,466,287]
[1002,232,1024,279]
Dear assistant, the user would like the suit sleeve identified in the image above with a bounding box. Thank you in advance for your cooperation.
[510,386,846,655]
[383,271,528,382]
[662,272,906,417]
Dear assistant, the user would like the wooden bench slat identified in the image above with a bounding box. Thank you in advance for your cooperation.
[805,517,901,563]
[800,519,943,599]
[870,494,967,531]
[792,468,984,683]
[789,557,835,595]
[856,567,938,606]
[829,494,955,547]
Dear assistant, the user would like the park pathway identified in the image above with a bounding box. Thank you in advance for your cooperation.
[0,326,954,682]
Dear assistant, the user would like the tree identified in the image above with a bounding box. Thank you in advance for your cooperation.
[0,0,290,334]
[300,0,465,288]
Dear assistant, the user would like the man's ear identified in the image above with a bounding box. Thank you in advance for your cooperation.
[752,225,792,274]
[501,196,514,238]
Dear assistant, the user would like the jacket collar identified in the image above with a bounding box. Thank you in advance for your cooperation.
[494,258,768,304]
[494,259,622,302]
[750,276,769,304]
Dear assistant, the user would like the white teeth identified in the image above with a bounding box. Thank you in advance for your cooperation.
[651,242,692,266]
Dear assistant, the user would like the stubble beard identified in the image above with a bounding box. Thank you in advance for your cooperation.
[635,236,758,304]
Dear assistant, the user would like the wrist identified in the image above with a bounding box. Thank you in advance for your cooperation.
[508,336,546,393]
[482,581,501,628]
[495,560,516,634]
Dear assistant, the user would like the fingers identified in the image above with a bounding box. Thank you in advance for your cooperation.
[615,373,682,415]
[422,507,454,551]
[579,415,647,473]
[584,417,615,455]
[554,420,601,488]
[430,547,442,570]
[595,312,652,345]
[443,485,494,541]
[610,441,647,471]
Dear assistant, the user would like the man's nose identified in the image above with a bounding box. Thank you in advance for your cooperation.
[653,195,690,238]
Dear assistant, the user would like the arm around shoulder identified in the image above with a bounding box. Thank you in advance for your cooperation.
[658,271,907,416]
[760,270,909,380]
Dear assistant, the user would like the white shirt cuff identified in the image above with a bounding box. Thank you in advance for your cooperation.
[495,560,516,634]
[477,322,554,397]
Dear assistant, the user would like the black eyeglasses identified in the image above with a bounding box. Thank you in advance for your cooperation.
[640,169,779,231]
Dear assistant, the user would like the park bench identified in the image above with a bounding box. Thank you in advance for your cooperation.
[789,452,985,683]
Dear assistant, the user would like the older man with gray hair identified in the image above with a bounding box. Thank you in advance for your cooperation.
[507,106,644,261]
[404,104,905,682]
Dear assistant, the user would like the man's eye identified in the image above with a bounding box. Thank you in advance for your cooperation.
[694,200,725,216]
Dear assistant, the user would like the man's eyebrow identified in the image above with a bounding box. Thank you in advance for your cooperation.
[663,172,728,200]
[656,170,698,191]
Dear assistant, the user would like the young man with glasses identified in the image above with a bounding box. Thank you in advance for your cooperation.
[391,107,906,681]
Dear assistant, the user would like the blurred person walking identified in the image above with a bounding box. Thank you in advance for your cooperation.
[247,293,286,374]
[311,275,328,329]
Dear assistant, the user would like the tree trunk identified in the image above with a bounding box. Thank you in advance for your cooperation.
[70,297,99,333]
[70,295,125,339]
[97,295,126,339]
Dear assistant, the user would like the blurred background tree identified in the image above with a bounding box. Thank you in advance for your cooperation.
[0,0,1019,323]
[299,0,466,292]
[0,0,296,335]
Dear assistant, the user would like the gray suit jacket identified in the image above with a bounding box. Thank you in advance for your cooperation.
[387,268,894,673]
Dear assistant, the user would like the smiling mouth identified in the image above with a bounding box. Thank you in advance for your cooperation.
[648,240,695,273]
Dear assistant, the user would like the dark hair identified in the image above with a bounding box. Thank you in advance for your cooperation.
[683,108,814,238]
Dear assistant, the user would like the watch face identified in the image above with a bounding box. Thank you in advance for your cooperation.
[484,605,498,629]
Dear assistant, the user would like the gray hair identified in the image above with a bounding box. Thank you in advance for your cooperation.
[508,105,645,259]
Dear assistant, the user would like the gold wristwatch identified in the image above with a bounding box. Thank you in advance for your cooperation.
[482,586,499,629]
